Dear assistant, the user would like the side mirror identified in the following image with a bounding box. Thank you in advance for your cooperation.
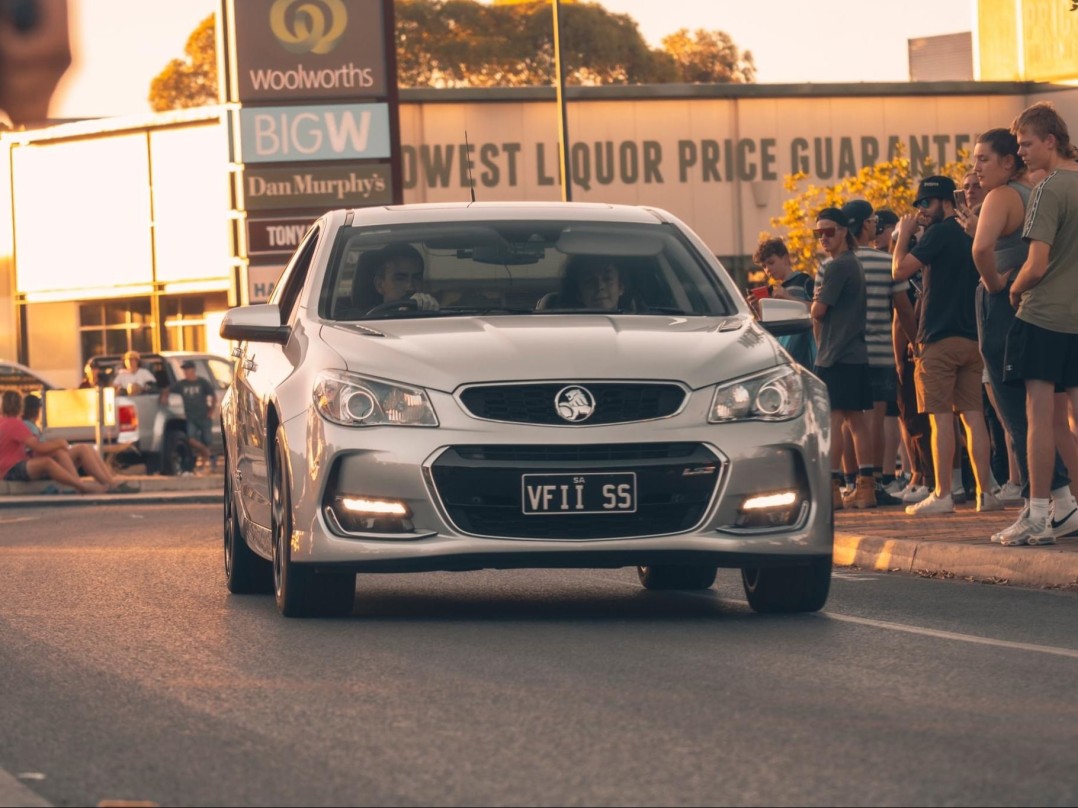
[757,297,813,336]
[221,304,290,344]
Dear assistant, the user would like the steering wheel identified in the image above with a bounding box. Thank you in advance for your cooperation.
[365,298,420,316]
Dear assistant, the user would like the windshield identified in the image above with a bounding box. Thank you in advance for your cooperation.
[318,220,735,320]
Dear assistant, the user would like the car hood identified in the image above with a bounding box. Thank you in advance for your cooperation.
[319,315,781,392]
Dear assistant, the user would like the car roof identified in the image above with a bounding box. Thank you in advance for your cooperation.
[336,202,675,228]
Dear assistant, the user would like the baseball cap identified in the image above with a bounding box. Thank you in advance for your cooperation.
[876,209,899,228]
[180,360,196,369]
[815,207,847,226]
[914,175,957,206]
[840,199,874,232]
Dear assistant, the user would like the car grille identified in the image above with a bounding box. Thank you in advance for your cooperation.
[430,443,722,540]
[458,383,685,425]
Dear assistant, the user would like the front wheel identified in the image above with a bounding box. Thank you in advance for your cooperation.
[741,557,832,614]
[637,565,717,591]
[224,449,272,594]
[271,427,355,618]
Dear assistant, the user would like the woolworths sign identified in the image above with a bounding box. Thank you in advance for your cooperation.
[223,0,388,102]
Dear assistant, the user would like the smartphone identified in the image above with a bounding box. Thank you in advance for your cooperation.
[953,189,968,209]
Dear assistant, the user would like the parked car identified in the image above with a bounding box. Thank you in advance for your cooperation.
[1,358,138,453]
[83,351,233,474]
[221,202,830,618]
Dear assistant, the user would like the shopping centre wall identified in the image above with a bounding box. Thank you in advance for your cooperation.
[5,83,1078,383]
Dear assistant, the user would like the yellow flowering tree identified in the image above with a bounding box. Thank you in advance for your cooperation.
[761,147,970,276]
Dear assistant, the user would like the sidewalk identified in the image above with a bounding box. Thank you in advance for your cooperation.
[835,504,1078,589]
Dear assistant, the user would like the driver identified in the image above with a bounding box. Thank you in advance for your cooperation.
[370,243,439,312]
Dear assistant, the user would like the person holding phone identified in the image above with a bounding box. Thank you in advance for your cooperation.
[892,175,1000,516]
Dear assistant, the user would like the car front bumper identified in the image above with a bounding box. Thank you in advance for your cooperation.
[278,375,832,572]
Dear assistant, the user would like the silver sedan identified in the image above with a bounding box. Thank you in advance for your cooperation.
[221,202,831,617]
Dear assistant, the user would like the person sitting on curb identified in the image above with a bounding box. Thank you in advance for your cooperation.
[20,394,139,493]
[0,390,137,494]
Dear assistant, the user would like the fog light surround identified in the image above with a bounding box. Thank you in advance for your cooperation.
[734,490,804,529]
[326,494,415,535]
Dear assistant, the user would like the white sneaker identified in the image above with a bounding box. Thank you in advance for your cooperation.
[997,481,1024,505]
[1049,502,1078,539]
[992,505,1029,543]
[998,514,1054,546]
[901,484,930,503]
[906,491,954,515]
[977,491,1004,512]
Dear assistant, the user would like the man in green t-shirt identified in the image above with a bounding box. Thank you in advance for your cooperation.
[1000,102,1078,546]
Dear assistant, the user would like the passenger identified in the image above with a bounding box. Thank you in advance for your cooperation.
[19,393,139,493]
[1,390,112,494]
[159,360,216,476]
[548,256,628,310]
[357,243,439,313]
[112,351,157,394]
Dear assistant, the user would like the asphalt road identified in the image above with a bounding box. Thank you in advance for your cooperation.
[1,503,1077,807]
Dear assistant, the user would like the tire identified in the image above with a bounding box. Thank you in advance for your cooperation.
[162,428,189,477]
[224,449,272,594]
[740,557,832,614]
[271,427,355,618]
[637,564,718,591]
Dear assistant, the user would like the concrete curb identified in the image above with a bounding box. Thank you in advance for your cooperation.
[834,531,1078,589]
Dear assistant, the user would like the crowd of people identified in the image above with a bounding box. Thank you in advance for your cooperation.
[751,101,1078,547]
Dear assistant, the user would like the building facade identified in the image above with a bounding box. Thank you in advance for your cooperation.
[3,81,1077,386]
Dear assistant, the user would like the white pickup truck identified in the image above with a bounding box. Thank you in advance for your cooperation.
[83,352,233,475]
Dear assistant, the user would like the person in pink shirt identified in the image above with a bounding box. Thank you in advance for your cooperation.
[1,389,108,494]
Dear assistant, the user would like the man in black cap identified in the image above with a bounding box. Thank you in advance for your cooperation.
[160,360,217,475]
[892,175,999,516]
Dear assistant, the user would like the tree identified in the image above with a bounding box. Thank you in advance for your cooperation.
[148,14,217,112]
[661,28,755,84]
[147,2,757,108]
[763,148,970,276]
[396,0,677,87]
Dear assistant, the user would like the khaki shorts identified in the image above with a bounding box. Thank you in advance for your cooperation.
[914,336,984,414]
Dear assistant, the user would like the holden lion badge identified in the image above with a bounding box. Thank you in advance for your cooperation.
[555,386,596,423]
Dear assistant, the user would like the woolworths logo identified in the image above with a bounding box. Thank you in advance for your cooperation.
[269,0,347,55]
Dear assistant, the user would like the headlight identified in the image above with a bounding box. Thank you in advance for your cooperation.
[313,370,438,427]
[709,365,804,423]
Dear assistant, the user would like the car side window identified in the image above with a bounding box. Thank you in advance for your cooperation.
[271,226,321,323]
[205,358,234,389]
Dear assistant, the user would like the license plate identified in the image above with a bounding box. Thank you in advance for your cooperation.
[521,472,637,515]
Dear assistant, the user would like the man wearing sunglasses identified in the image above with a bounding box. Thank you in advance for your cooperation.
[810,207,875,510]
[892,176,999,516]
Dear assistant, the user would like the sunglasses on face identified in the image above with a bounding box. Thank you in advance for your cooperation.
[913,199,933,210]
[813,227,837,239]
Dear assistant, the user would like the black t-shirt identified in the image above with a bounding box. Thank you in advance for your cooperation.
[169,376,215,421]
[910,217,979,344]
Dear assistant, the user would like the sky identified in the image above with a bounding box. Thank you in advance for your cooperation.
[51,0,975,120]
